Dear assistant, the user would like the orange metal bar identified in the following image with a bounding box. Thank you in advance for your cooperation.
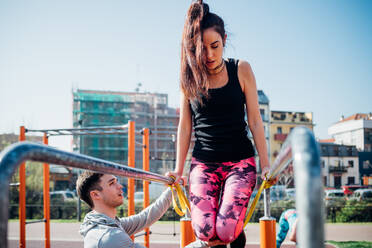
[127,121,135,240]
[180,218,196,247]
[43,134,51,248]
[19,126,26,248]
[259,218,276,248]
[142,128,150,248]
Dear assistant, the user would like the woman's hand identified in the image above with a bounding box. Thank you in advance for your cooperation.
[261,166,278,185]
[165,171,183,185]
[261,166,270,180]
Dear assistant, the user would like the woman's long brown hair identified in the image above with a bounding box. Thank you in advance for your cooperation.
[180,1,225,103]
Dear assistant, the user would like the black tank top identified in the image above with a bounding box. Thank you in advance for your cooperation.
[189,58,255,162]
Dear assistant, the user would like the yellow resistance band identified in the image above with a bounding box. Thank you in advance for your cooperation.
[168,175,275,227]
[243,178,274,228]
[168,176,191,216]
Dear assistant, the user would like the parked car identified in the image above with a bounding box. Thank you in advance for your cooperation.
[50,190,77,203]
[324,189,346,206]
[270,185,287,202]
[349,189,372,202]
[342,185,368,197]
[286,188,296,199]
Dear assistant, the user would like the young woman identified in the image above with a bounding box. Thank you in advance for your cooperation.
[167,1,270,247]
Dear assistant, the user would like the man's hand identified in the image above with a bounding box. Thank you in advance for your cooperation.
[165,171,183,185]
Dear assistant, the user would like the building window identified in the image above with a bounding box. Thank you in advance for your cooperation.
[347,177,355,185]
[363,160,371,169]
[321,160,325,168]
[324,176,327,186]
[277,127,282,134]
[348,160,354,168]
[290,127,294,132]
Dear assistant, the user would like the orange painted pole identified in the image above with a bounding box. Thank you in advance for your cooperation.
[19,126,26,248]
[180,217,196,247]
[180,177,195,247]
[259,217,276,248]
[43,134,51,248]
[142,128,150,248]
[127,121,135,240]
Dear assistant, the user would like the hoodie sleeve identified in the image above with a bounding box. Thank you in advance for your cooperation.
[98,228,145,248]
[119,188,172,235]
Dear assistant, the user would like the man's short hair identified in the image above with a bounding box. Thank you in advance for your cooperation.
[76,171,104,208]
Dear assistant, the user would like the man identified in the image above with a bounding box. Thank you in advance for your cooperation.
[276,209,298,248]
[76,171,172,248]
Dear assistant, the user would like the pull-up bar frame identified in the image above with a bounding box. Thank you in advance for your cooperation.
[15,121,145,248]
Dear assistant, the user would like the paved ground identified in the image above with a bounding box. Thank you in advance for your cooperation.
[7,221,372,247]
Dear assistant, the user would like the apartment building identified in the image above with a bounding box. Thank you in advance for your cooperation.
[328,113,372,185]
[328,113,372,152]
[319,142,359,188]
[270,111,314,164]
[72,89,179,180]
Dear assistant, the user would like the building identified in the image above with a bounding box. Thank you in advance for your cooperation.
[269,111,314,164]
[72,89,179,190]
[358,152,372,185]
[328,113,372,152]
[320,142,359,188]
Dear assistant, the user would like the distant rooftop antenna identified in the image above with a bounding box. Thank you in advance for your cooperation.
[135,64,142,92]
[135,82,142,93]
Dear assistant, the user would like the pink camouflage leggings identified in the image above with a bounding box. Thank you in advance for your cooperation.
[189,157,257,243]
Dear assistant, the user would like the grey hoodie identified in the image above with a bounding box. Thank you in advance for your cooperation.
[80,188,172,248]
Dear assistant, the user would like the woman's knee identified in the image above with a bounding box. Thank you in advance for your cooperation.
[215,221,242,243]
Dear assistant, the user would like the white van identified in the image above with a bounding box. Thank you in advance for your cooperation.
[50,190,77,202]
[349,189,372,202]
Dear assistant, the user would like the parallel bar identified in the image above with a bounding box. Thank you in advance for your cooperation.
[291,127,324,248]
[49,131,129,136]
[0,141,175,248]
[19,126,26,248]
[26,124,129,133]
[43,134,51,248]
[267,127,324,248]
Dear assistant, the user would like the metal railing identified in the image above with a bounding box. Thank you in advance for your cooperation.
[265,126,324,248]
[0,141,174,248]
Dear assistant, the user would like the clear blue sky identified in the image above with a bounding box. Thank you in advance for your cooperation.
[1,0,371,150]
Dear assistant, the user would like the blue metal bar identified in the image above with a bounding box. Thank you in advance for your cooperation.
[0,141,174,248]
[264,127,324,248]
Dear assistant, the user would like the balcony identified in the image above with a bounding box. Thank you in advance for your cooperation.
[328,165,348,173]
[274,133,288,142]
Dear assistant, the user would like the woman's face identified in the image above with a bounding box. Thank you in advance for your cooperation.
[202,27,226,70]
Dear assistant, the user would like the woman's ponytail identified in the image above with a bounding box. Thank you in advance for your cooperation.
[180,1,225,103]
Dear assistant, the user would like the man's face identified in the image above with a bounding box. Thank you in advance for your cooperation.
[96,174,124,208]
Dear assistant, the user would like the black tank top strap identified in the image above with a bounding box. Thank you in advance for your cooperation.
[226,58,244,97]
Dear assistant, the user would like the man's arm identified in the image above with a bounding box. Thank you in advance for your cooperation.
[119,188,172,235]
[97,228,143,248]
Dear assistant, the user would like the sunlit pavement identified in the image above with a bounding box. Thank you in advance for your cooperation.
[7,221,371,248]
